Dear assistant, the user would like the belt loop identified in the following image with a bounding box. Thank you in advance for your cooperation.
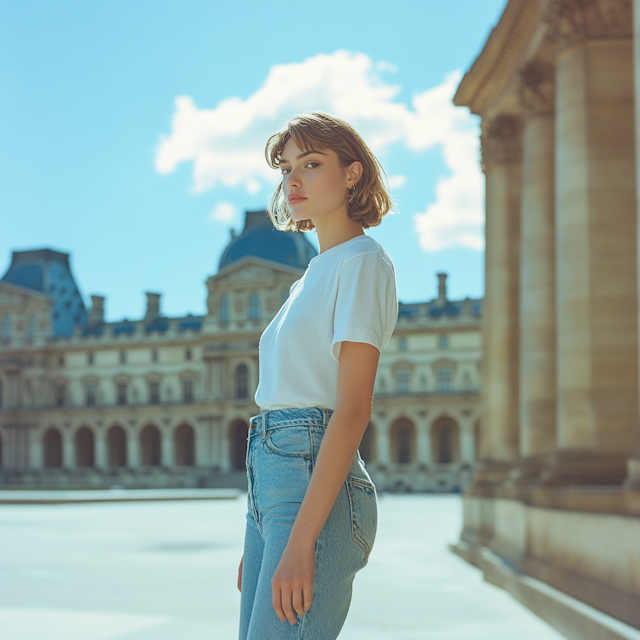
[260,409,268,438]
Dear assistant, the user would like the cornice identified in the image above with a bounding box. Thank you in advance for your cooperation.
[454,0,544,115]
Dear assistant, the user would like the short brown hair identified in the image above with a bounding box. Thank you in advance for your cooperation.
[265,112,394,232]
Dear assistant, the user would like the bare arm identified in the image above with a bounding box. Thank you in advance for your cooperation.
[271,340,380,624]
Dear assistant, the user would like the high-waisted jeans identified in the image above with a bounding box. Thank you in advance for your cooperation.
[238,407,377,640]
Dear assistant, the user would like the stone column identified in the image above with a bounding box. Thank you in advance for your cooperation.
[626,0,640,486]
[542,0,638,485]
[375,421,391,467]
[162,426,174,466]
[512,60,558,486]
[416,419,431,466]
[94,428,107,469]
[62,427,74,468]
[469,114,523,494]
[128,426,140,468]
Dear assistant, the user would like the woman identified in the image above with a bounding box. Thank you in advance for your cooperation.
[238,112,398,639]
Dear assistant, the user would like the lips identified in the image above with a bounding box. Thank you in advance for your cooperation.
[288,193,307,205]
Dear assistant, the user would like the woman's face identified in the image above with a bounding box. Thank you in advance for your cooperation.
[279,137,361,224]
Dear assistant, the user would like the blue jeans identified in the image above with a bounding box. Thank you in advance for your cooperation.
[239,407,377,640]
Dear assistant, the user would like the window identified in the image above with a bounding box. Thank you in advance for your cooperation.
[235,364,248,399]
[398,337,407,352]
[58,355,64,367]
[1,316,12,340]
[396,369,411,394]
[438,367,452,392]
[27,314,37,341]
[220,295,230,324]
[85,382,96,406]
[117,382,127,406]
[119,350,126,364]
[183,379,193,403]
[185,348,192,361]
[439,334,449,349]
[56,385,66,407]
[149,381,160,404]
[88,352,94,366]
[151,349,158,363]
[249,293,261,321]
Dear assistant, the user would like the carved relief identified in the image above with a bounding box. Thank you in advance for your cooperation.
[543,0,632,47]
[480,115,523,169]
[518,61,555,116]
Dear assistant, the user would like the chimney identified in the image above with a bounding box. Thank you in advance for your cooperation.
[436,273,448,306]
[88,295,105,325]
[145,292,161,321]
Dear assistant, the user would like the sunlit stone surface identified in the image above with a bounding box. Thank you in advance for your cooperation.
[0,494,564,640]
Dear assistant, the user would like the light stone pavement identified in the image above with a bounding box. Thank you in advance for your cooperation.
[0,494,565,640]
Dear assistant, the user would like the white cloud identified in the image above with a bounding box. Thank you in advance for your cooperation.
[388,175,407,189]
[209,202,237,223]
[156,51,483,251]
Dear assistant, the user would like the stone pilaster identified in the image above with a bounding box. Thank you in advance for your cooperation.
[506,61,558,492]
[541,0,638,485]
[469,115,522,495]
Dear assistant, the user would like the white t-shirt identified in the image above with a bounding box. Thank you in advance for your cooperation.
[255,234,398,411]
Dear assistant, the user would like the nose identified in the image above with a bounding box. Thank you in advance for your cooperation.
[285,166,302,191]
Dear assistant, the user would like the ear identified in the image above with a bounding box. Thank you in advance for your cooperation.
[346,161,363,187]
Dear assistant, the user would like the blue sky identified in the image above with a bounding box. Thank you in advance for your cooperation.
[1,0,507,322]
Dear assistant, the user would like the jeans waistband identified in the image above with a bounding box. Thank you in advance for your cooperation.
[249,407,334,437]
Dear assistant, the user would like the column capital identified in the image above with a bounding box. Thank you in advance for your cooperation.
[543,0,632,48]
[517,61,555,117]
[480,114,523,169]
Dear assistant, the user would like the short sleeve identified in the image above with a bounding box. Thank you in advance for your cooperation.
[289,279,300,294]
[331,253,398,361]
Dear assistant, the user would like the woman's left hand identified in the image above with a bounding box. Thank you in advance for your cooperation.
[271,537,315,624]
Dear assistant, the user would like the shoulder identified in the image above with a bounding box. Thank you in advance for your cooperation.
[339,236,396,278]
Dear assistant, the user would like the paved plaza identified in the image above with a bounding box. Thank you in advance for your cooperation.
[0,494,565,640]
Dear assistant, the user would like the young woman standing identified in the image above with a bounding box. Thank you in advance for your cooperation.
[238,112,398,639]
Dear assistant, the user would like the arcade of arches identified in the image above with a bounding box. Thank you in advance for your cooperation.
[11,412,476,492]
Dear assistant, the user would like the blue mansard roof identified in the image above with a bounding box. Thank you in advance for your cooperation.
[1,248,88,337]
[218,210,317,271]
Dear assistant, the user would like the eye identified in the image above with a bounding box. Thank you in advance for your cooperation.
[305,162,319,169]
[281,167,291,175]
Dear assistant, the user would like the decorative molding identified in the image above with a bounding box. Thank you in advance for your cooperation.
[481,115,523,169]
[543,0,632,48]
[517,61,555,116]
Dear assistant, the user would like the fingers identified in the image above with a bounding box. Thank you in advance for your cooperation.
[237,556,243,592]
[272,581,312,625]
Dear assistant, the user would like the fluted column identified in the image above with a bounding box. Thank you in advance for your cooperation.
[469,114,523,494]
[542,0,638,485]
[511,61,558,486]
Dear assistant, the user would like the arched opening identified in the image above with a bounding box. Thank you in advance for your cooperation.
[75,426,95,467]
[107,426,127,467]
[234,364,248,399]
[431,417,460,464]
[174,424,195,466]
[359,422,376,464]
[229,420,249,470]
[140,425,161,466]
[390,418,415,464]
[43,428,63,468]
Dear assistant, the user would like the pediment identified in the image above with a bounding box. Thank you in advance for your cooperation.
[211,256,303,285]
[0,281,51,308]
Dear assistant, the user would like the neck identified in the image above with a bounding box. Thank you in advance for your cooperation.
[313,207,364,254]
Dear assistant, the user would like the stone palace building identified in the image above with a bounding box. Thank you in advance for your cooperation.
[450,0,640,638]
[0,210,482,492]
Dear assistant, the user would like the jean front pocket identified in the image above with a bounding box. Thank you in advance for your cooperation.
[265,426,312,458]
[346,476,377,562]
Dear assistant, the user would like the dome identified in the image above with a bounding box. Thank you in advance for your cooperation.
[218,210,317,271]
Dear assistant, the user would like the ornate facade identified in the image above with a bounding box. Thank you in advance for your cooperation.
[451,0,640,637]
[0,210,481,492]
